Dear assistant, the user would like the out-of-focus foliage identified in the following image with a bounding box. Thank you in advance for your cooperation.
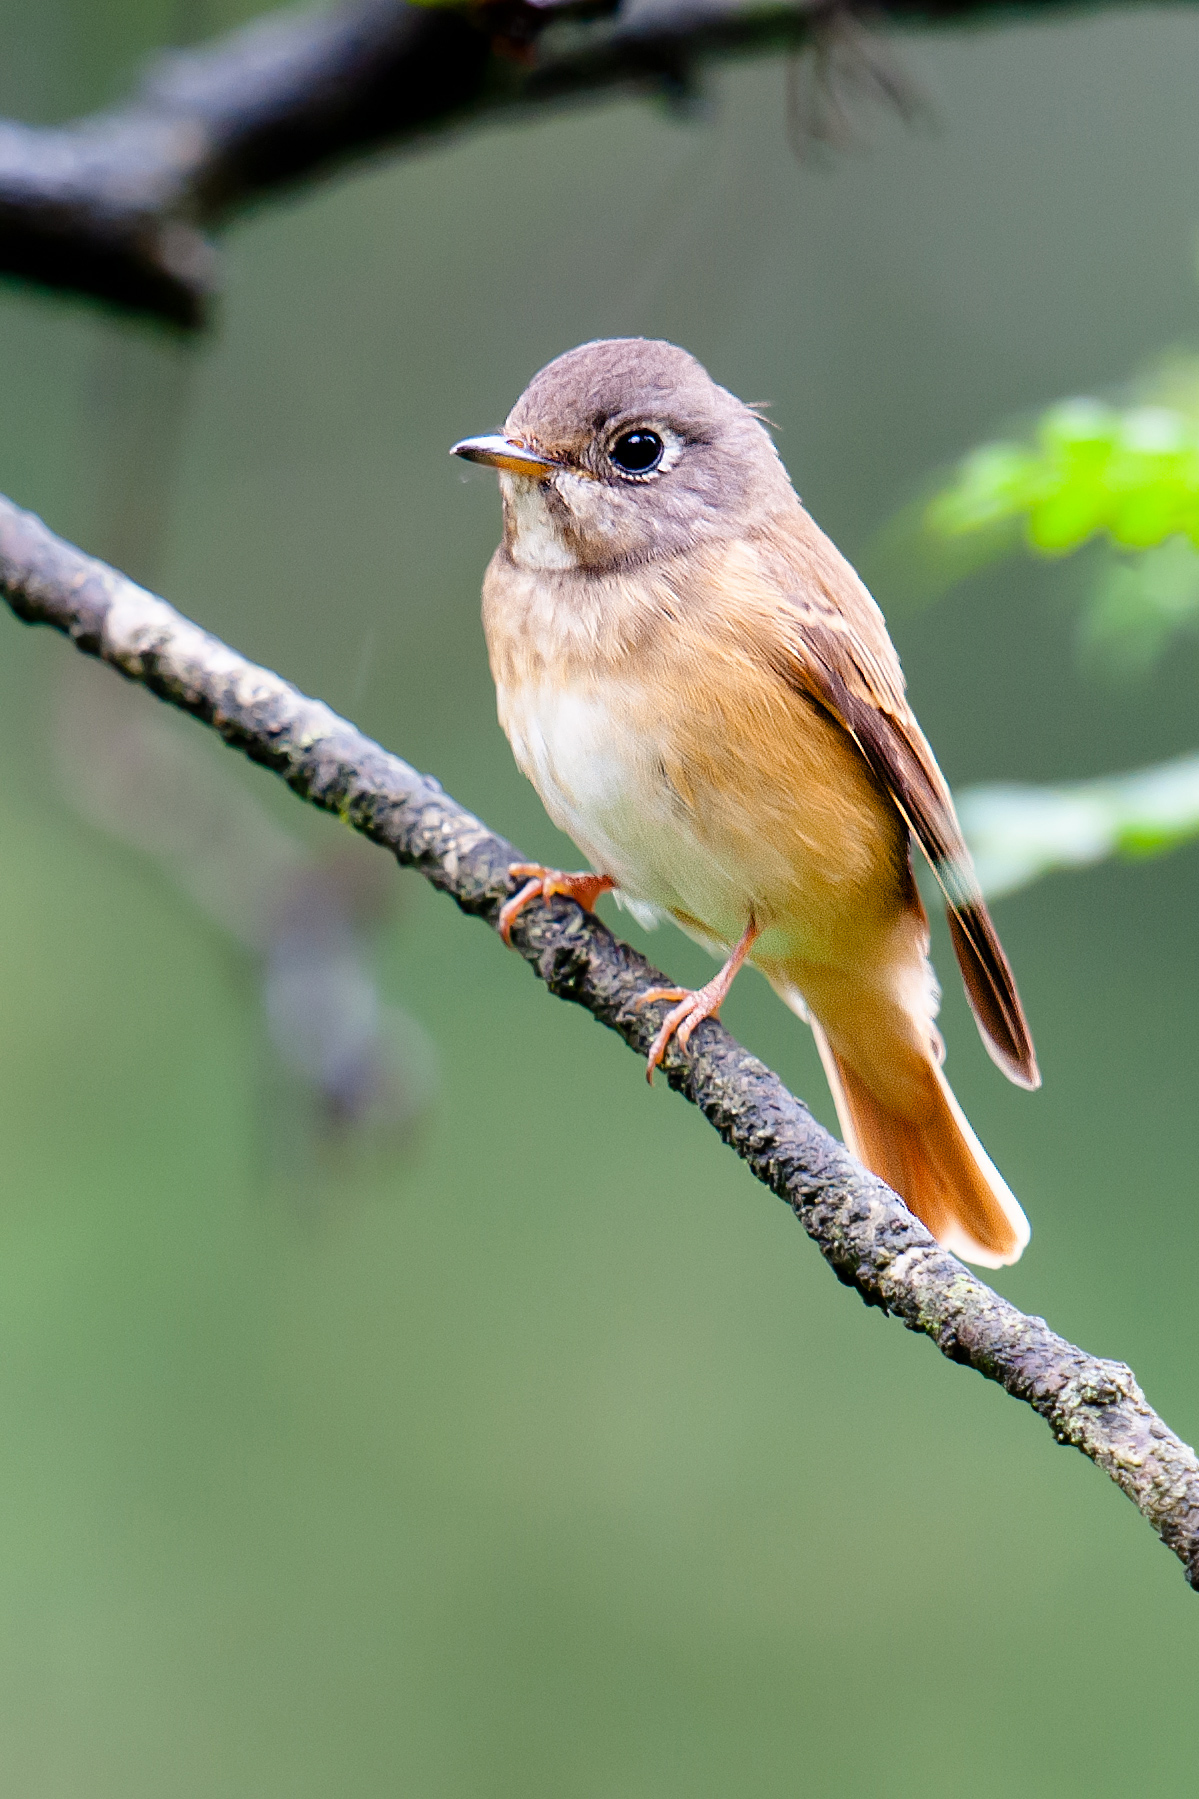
[916,354,1199,676]
[927,397,1199,556]
[900,346,1199,896]
[1078,534,1199,672]
[959,752,1199,900]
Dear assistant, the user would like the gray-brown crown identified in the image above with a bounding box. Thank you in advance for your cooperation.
[506,339,742,448]
[498,338,797,570]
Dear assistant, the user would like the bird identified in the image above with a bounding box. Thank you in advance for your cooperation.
[451,338,1039,1267]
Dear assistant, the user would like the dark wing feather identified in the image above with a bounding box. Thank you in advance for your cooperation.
[759,521,1040,1091]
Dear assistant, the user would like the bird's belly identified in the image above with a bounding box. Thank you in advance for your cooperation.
[500,681,706,918]
[498,679,904,962]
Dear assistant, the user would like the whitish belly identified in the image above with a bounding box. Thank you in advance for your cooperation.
[500,680,766,951]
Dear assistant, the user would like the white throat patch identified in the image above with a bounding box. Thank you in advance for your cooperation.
[501,473,579,571]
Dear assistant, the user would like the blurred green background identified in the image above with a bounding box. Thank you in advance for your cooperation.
[0,2,1198,1793]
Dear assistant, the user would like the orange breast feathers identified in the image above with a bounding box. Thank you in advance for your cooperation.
[483,528,909,966]
[482,507,1037,1095]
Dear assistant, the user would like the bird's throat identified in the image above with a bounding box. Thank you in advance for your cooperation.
[500,473,579,572]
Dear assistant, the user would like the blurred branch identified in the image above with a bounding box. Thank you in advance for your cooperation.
[54,656,438,1137]
[0,0,1148,328]
[961,752,1199,899]
[0,0,500,325]
[1,493,1197,1589]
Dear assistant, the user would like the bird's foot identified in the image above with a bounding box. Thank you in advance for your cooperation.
[498,863,616,946]
[634,919,760,1083]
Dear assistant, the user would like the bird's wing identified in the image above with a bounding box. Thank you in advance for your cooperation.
[751,520,1040,1091]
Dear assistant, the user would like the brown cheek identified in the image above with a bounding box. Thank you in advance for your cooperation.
[564,485,647,569]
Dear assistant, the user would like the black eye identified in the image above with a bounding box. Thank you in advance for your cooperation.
[609,429,665,475]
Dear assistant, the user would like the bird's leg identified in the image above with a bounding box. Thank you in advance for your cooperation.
[498,863,617,946]
[635,918,760,1083]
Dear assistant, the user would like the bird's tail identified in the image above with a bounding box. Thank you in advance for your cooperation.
[808,1017,1029,1267]
[764,945,1029,1267]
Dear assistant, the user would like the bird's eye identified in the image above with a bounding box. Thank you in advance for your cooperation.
[609,429,665,476]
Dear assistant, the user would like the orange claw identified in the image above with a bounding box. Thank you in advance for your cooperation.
[634,918,760,1082]
[497,863,616,945]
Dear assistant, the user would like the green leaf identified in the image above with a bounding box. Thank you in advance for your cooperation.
[924,443,1042,538]
[958,752,1199,898]
[1079,536,1199,673]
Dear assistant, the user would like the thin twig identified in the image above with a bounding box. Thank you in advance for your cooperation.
[0,0,1135,326]
[1,489,1197,1586]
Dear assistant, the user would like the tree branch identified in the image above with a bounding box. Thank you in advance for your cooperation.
[0,0,1146,327]
[1,488,1197,1585]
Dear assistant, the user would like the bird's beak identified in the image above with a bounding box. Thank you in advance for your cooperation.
[450,434,560,479]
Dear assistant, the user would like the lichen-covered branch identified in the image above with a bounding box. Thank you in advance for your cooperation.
[1,488,1197,1586]
[0,0,1151,327]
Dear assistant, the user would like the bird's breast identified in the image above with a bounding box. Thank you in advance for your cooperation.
[484,547,912,963]
[498,679,682,911]
[497,663,909,964]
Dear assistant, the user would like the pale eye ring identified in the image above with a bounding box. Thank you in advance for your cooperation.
[609,429,665,476]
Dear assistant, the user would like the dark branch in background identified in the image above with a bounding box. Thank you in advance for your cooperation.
[0,0,1135,327]
[1,493,1197,1586]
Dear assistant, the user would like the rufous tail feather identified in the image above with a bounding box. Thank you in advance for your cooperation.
[809,1020,1029,1268]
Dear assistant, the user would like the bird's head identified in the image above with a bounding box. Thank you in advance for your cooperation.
[451,337,795,574]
